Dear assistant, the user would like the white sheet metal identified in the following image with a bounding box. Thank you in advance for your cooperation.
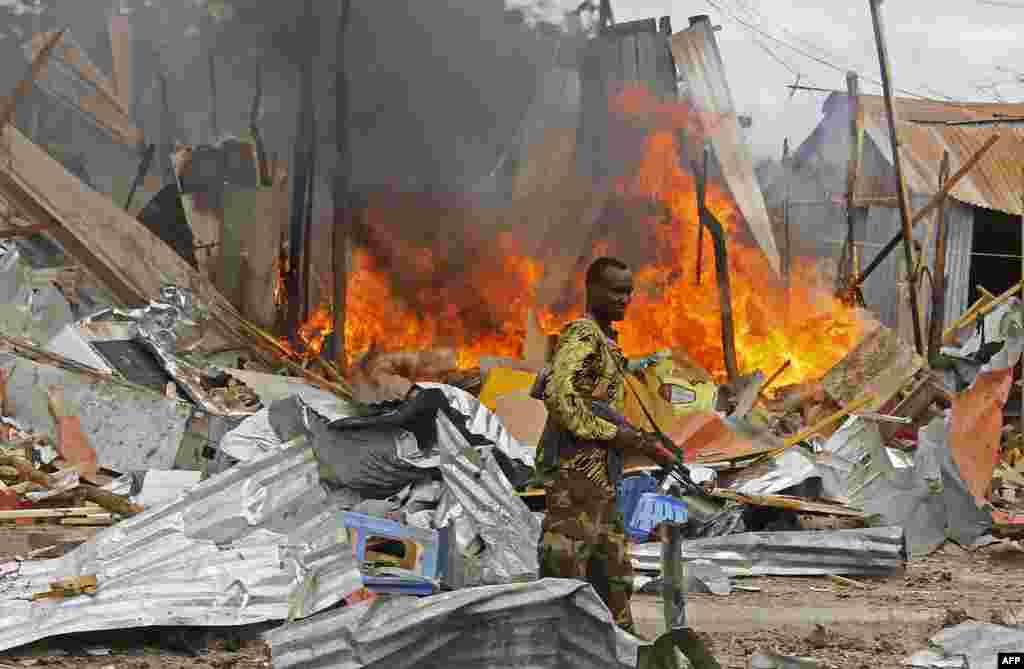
[0,440,362,651]
[265,579,644,669]
[630,526,906,577]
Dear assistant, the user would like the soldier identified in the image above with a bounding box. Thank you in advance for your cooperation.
[535,256,672,634]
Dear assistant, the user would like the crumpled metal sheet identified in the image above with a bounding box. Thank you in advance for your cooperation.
[904,621,1024,668]
[629,526,906,577]
[434,413,542,586]
[730,447,818,496]
[862,417,992,557]
[418,382,536,467]
[265,579,645,669]
[220,409,286,463]
[817,417,890,504]
[0,441,362,651]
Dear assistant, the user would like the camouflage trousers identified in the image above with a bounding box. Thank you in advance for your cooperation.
[538,467,635,632]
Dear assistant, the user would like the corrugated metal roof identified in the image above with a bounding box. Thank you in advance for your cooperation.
[265,579,645,669]
[0,441,362,652]
[671,18,782,275]
[629,526,905,576]
[801,93,1024,215]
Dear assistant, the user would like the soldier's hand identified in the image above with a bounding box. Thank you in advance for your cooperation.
[608,425,648,453]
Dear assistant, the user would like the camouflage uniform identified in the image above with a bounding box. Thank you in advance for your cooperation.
[536,317,635,632]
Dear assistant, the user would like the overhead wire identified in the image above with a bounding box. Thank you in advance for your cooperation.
[704,0,975,108]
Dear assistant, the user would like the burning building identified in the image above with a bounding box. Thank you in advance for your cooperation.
[340,14,869,387]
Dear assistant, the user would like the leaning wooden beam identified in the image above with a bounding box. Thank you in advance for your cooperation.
[927,151,951,359]
[942,280,1023,343]
[851,134,1001,291]
[839,71,863,288]
[869,0,924,354]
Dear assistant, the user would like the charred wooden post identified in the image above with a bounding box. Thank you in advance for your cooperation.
[124,144,155,211]
[329,0,353,369]
[868,0,924,354]
[207,51,219,141]
[303,114,318,321]
[927,151,951,361]
[286,0,317,338]
[694,144,739,383]
[838,72,867,305]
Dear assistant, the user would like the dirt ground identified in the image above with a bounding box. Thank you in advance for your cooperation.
[1,541,1021,669]
[633,540,1024,669]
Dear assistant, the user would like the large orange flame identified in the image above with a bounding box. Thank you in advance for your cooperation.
[328,84,867,386]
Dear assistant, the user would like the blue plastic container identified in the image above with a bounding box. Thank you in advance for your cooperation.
[616,472,657,534]
[627,493,688,543]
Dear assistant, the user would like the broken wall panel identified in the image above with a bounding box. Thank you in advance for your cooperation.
[0,355,192,473]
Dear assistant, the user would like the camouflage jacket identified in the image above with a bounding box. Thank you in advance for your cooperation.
[537,316,627,491]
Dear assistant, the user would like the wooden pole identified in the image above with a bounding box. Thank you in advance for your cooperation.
[839,72,861,288]
[302,113,317,322]
[207,51,219,142]
[697,146,739,383]
[286,0,316,337]
[851,134,1000,289]
[1020,170,1023,444]
[869,0,924,354]
[330,0,353,369]
[927,151,951,360]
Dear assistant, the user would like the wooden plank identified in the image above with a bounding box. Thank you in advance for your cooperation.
[0,507,100,520]
[0,222,58,238]
[108,15,133,113]
[709,489,868,518]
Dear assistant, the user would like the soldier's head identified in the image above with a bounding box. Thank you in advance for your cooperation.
[585,257,633,323]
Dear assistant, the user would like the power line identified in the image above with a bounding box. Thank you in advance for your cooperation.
[976,0,1024,7]
[752,37,800,78]
[716,0,877,80]
[705,0,969,106]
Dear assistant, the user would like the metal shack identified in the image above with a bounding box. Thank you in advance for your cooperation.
[776,92,1024,334]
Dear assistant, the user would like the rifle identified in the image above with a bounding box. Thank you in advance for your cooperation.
[590,399,708,498]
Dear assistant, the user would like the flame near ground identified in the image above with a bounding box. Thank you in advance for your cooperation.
[303,87,869,387]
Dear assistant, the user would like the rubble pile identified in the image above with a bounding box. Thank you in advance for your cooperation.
[0,234,1020,666]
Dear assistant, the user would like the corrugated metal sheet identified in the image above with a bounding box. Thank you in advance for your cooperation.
[671,19,782,275]
[801,93,1024,216]
[0,441,362,651]
[265,579,644,669]
[630,526,905,576]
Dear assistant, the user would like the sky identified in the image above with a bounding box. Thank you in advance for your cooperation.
[514,0,1024,160]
